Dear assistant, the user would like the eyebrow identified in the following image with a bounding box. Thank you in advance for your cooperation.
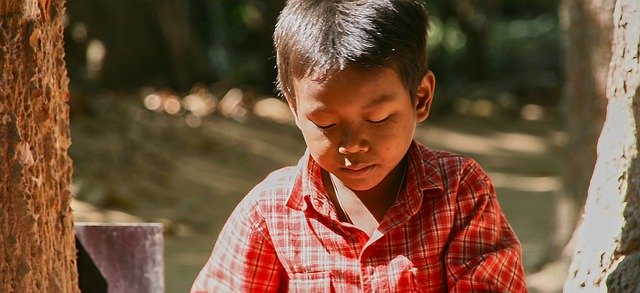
[307,94,396,114]
[363,94,395,109]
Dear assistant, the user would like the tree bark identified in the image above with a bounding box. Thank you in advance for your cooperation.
[553,0,613,262]
[564,0,640,290]
[0,0,79,292]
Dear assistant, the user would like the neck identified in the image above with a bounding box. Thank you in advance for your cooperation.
[354,159,407,199]
[324,159,407,223]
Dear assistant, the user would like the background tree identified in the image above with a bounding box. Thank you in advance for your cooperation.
[0,0,79,291]
[64,0,213,91]
[62,0,560,110]
[564,0,640,290]
[549,0,614,263]
[440,0,504,80]
[64,0,284,94]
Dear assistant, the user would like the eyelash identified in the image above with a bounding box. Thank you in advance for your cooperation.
[316,124,335,130]
[368,116,390,124]
[313,116,390,130]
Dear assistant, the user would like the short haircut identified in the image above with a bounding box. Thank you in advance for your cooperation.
[274,0,430,100]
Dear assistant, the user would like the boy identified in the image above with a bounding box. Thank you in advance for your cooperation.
[192,0,527,292]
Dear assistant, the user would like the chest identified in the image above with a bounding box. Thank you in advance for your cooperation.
[268,207,453,292]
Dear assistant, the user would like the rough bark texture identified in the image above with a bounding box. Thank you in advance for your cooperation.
[0,0,79,292]
[564,0,640,291]
[555,0,613,259]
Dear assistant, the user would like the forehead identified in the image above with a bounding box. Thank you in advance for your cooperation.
[292,66,405,102]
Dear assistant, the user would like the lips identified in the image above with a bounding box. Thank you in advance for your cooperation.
[340,164,375,177]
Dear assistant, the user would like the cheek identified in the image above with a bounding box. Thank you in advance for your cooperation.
[299,124,334,155]
[305,136,335,169]
[378,121,413,141]
[376,122,415,152]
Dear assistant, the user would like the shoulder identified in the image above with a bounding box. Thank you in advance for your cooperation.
[415,143,488,184]
[233,166,298,219]
[414,145,500,229]
[255,166,299,193]
[244,166,297,204]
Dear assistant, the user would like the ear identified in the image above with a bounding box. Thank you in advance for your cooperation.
[414,71,436,122]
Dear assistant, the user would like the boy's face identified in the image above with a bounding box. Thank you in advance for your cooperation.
[287,66,435,191]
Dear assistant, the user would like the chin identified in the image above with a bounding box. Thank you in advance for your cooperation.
[343,178,381,191]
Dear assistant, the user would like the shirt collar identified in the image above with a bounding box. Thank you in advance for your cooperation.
[286,141,445,212]
[384,141,444,224]
[286,149,333,215]
[407,141,444,195]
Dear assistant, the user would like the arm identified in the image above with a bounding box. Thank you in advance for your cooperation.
[444,164,527,292]
[191,197,284,293]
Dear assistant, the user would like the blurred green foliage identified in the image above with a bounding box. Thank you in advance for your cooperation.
[64,0,560,110]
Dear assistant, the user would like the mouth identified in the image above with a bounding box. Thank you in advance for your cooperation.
[340,164,375,177]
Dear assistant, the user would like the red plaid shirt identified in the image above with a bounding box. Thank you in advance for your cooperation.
[192,141,527,292]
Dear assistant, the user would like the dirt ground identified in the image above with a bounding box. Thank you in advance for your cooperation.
[69,93,566,292]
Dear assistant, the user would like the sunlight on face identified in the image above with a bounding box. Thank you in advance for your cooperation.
[288,66,433,191]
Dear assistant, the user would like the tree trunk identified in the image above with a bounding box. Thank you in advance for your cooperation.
[552,0,613,262]
[157,0,214,91]
[64,0,214,91]
[443,0,503,81]
[564,0,640,290]
[0,0,79,292]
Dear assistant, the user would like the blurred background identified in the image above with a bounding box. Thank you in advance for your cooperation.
[64,0,578,292]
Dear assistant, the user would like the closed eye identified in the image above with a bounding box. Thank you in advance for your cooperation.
[368,116,391,124]
[313,122,336,130]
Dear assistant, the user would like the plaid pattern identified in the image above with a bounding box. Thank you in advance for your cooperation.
[192,141,527,292]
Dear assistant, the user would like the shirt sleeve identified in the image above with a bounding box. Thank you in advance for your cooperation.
[444,162,527,292]
[191,195,284,293]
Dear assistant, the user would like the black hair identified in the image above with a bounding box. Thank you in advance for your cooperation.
[274,0,430,100]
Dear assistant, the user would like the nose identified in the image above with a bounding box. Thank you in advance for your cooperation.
[338,125,368,154]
